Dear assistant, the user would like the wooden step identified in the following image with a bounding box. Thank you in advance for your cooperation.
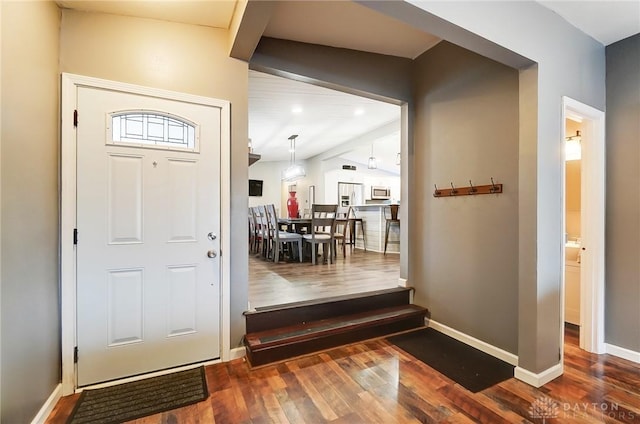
[244,304,427,367]
[244,286,415,334]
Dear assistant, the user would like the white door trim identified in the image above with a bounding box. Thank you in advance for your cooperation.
[560,96,606,357]
[60,73,232,395]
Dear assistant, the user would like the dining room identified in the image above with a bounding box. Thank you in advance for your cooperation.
[247,70,404,310]
[247,203,402,309]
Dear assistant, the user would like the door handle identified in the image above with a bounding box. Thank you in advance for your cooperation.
[207,250,217,258]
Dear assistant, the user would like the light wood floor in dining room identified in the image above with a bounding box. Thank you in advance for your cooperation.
[249,247,402,309]
[47,325,640,423]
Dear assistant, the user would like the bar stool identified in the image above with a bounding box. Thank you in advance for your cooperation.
[347,206,366,251]
[384,204,400,255]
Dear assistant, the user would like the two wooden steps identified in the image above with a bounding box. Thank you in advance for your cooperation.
[244,287,428,367]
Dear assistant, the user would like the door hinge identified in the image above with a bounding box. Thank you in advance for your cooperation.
[73,228,78,245]
[73,110,78,128]
[74,346,78,363]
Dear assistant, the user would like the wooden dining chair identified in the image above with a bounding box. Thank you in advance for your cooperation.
[256,205,272,259]
[248,207,257,253]
[251,206,264,255]
[303,204,338,265]
[266,204,303,263]
[333,206,349,258]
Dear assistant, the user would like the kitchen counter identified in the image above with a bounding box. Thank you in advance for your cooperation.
[353,204,391,207]
[349,204,399,253]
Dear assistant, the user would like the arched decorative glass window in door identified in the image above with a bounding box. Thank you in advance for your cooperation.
[109,111,198,152]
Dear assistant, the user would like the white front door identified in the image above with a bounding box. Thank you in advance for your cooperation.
[76,85,221,386]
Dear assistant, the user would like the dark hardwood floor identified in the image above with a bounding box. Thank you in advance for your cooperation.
[249,247,401,309]
[47,324,640,423]
[48,254,640,423]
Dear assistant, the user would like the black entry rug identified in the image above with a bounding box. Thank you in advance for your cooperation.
[67,366,208,424]
[387,328,514,393]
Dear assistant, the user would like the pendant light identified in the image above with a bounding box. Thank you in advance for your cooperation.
[368,144,377,169]
[282,134,306,181]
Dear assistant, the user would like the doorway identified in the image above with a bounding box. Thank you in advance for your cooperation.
[563,117,583,343]
[60,74,232,394]
[561,96,606,357]
[247,71,405,310]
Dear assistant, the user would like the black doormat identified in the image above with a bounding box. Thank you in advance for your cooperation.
[67,366,208,424]
[387,328,514,393]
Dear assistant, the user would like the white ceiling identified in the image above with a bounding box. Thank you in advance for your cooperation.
[56,0,238,28]
[248,70,401,174]
[538,1,640,46]
[56,0,639,171]
[55,1,639,49]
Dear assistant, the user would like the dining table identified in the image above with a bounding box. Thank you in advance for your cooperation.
[277,217,312,234]
[278,217,351,234]
[277,216,354,262]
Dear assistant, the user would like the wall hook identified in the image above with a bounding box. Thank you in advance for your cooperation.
[489,177,498,193]
[449,182,458,196]
[434,184,442,197]
[468,180,477,194]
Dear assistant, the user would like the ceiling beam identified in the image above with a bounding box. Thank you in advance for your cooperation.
[356,0,535,70]
[228,0,274,62]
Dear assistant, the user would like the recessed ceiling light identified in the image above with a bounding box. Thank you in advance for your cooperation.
[354,108,365,116]
[291,106,303,115]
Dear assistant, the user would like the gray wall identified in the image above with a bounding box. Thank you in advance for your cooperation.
[391,0,605,374]
[252,37,413,104]
[253,38,520,353]
[605,34,640,352]
[411,42,520,353]
[1,2,61,422]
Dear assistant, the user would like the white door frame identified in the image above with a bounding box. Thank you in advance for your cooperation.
[560,96,606,357]
[60,73,232,395]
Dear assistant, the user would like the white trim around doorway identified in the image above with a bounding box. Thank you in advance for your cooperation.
[60,73,232,395]
[560,96,606,358]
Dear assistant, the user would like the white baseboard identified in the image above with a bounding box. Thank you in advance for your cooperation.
[398,277,408,287]
[606,343,640,363]
[31,383,62,424]
[514,363,563,388]
[229,346,246,360]
[428,320,519,366]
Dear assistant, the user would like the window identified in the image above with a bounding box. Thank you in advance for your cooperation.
[110,111,198,152]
